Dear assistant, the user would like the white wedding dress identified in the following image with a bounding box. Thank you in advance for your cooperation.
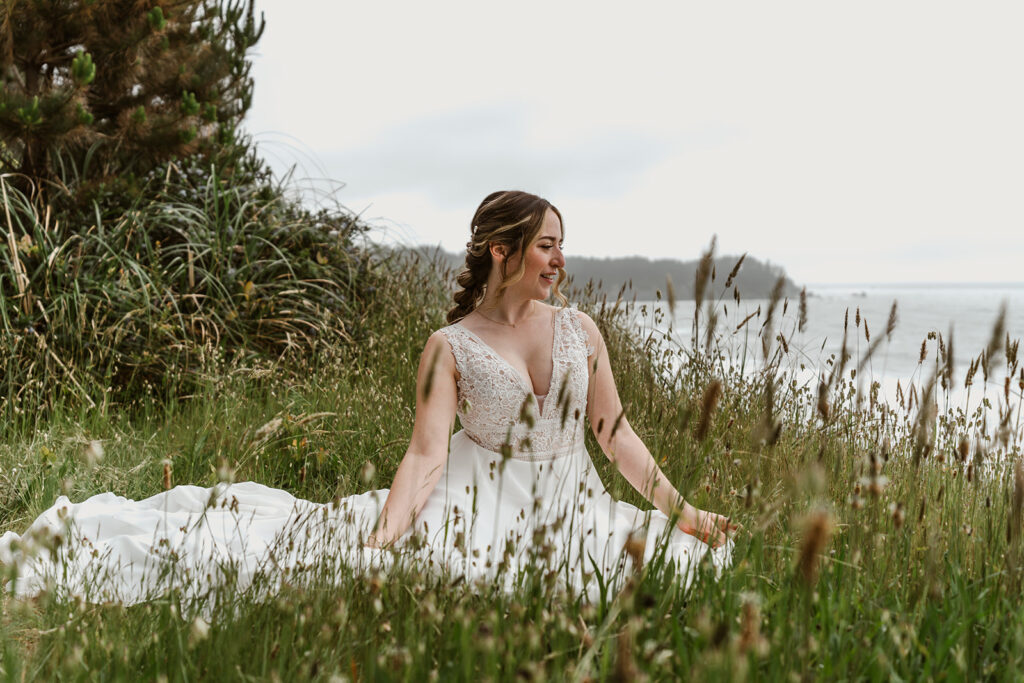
[0,307,730,605]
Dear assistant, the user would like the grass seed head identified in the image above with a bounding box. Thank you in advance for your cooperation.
[81,439,104,467]
[798,287,807,333]
[624,533,645,572]
[725,254,746,289]
[695,379,723,441]
[614,619,640,682]
[886,301,898,340]
[816,379,830,422]
[189,616,210,646]
[739,592,768,656]
[797,507,833,585]
[891,502,905,529]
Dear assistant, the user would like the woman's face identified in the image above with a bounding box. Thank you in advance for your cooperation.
[503,208,565,300]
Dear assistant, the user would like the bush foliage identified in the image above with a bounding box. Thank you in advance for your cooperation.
[0,158,379,427]
[0,0,263,189]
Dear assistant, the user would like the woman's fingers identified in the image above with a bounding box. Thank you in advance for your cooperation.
[706,513,737,547]
[704,523,727,548]
[679,509,737,548]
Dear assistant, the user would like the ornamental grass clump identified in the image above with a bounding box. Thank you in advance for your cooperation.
[0,164,379,429]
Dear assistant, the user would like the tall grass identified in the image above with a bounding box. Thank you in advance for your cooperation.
[0,167,378,432]
[2,246,1024,680]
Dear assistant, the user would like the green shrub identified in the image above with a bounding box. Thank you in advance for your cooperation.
[0,162,379,429]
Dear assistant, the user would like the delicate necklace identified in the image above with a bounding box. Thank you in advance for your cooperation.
[476,302,535,328]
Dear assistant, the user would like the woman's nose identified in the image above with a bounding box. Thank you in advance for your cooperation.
[552,247,565,267]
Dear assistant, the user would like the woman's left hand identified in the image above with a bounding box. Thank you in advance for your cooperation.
[678,505,737,548]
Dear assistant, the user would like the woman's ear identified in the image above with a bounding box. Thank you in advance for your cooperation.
[489,242,507,262]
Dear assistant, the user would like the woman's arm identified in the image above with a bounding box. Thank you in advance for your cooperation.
[577,312,733,547]
[365,331,458,548]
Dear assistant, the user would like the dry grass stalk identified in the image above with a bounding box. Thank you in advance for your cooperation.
[614,620,640,682]
[609,409,627,441]
[892,502,905,529]
[1013,460,1024,546]
[665,274,676,321]
[798,287,807,333]
[965,357,978,388]
[958,437,970,463]
[816,378,830,422]
[982,304,1007,381]
[855,319,889,378]
[724,254,746,289]
[421,342,442,401]
[2,177,33,315]
[735,307,760,333]
[911,371,938,467]
[694,240,716,307]
[623,533,645,572]
[886,301,898,341]
[752,377,781,446]
[704,306,719,355]
[760,277,786,362]
[692,238,716,346]
[946,325,956,389]
[738,593,767,655]
[797,507,834,585]
[695,379,723,441]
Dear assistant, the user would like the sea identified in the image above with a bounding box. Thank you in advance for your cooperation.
[630,283,1024,431]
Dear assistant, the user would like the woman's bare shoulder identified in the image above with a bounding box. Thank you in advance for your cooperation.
[426,326,457,347]
[423,327,462,374]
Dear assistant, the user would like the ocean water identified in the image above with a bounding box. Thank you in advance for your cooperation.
[631,283,1024,422]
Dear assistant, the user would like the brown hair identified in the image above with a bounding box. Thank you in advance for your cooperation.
[446,190,567,324]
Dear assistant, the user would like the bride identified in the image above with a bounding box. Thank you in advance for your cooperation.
[0,190,733,605]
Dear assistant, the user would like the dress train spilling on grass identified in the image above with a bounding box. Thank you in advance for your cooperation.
[0,306,730,605]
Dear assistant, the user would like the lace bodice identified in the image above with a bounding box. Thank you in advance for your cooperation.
[440,306,596,461]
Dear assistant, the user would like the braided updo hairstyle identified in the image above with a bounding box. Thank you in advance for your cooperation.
[446,190,567,324]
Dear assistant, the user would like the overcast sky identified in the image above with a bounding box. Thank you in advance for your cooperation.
[245,1,1023,285]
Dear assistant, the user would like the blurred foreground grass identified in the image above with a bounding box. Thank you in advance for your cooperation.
[2,250,1024,681]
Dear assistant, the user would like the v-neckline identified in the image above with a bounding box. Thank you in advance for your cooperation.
[455,307,560,407]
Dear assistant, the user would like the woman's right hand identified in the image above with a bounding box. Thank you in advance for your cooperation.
[678,505,736,548]
[363,533,388,549]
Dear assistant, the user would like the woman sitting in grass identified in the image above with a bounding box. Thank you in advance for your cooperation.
[1,190,732,604]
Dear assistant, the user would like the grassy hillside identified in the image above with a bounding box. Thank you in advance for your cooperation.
[1,250,1022,680]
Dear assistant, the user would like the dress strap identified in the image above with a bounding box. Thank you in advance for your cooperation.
[437,325,469,377]
[562,306,596,357]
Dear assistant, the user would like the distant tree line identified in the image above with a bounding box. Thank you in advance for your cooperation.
[408,246,802,301]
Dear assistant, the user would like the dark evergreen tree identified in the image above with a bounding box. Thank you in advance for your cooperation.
[0,0,263,189]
